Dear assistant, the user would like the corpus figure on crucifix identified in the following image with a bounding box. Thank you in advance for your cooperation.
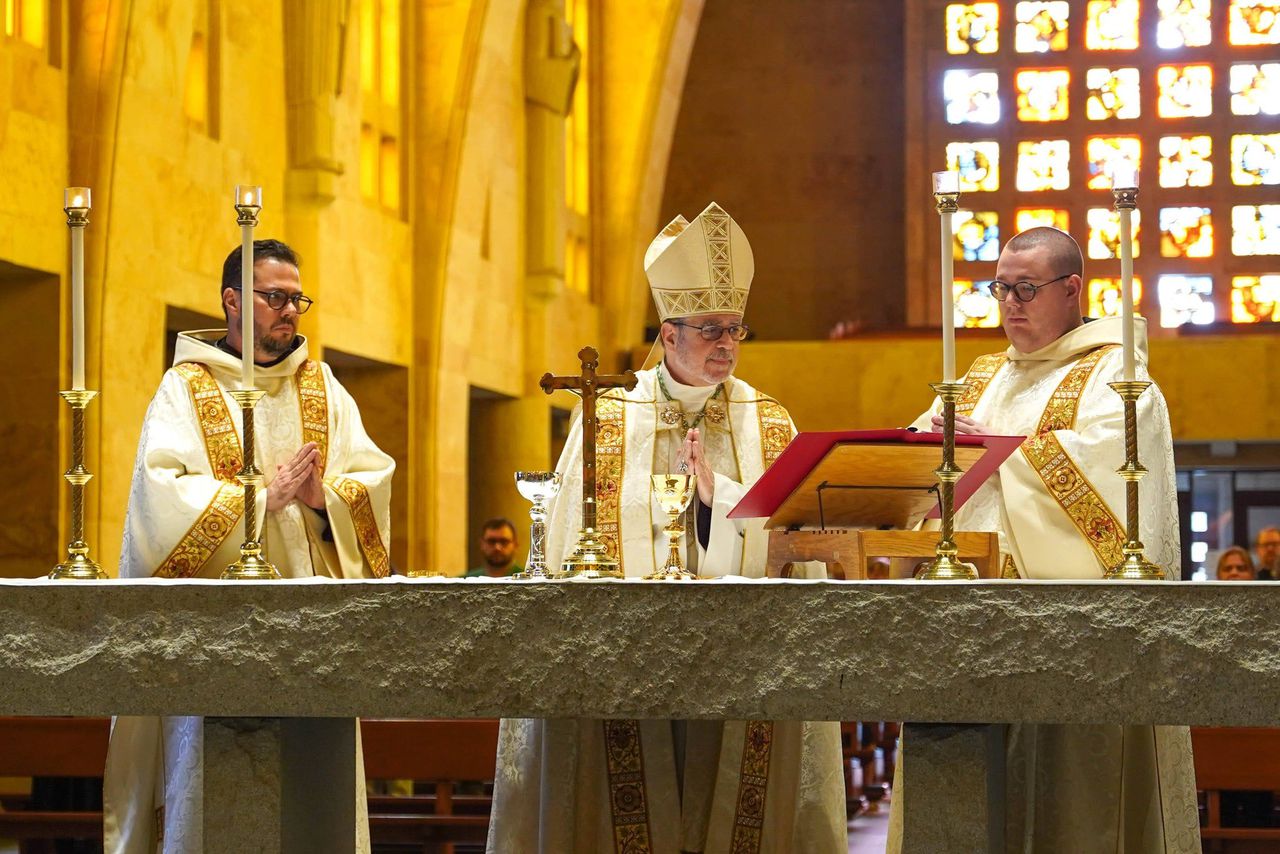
[488,203,847,853]
[539,346,637,577]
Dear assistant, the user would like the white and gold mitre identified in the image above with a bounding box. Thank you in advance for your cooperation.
[644,202,754,321]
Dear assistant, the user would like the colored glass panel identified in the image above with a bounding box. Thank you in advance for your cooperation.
[1231,275,1280,322]
[1016,2,1070,52]
[1157,0,1212,48]
[1232,205,1280,255]
[1160,207,1214,258]
[954,280,1002,328]
[1086,67,1141,119]
[1088,277,1144,318]
[1016,69,1071,121]
[944,70,1001,124]
[946,141,1001,191]
[1087,136,1142,189]
[1232,134,1280,185]
[1158,275,1215,327]
[1017,139,1071,190]
[1086,0,1140,49]
[1157,64,1213,118]
[1159,135,1213,188]
[947,3,1000,54]
[1087,207,1142,259]
[1228,1,1280,45]
[1231,63,1280,116]
[1015,208,1070,232]
[953,210,1000,261]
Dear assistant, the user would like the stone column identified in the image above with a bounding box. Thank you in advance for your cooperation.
[899,722,1005,854]
[203,717,356,853]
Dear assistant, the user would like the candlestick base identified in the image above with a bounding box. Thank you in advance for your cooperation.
[915,551,979,581]
[1105,546,1166,581]
[406,568,447,578]
[558,527,623,579]
[51,541,106,580]
[222,541,281,580]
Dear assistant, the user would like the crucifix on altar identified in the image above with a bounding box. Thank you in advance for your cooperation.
[540,346,638,578]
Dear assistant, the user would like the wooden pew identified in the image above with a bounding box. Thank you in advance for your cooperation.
[0,717,500,851]
[1192,727,1280,850]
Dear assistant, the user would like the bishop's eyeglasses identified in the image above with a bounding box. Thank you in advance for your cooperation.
[669,321,751,341]
[987,273,1072,303]
[231,286,314,314]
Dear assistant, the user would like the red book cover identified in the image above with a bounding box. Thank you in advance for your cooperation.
[727,428,1025,522]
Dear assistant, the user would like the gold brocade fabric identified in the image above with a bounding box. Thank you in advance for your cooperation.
[1022,432,1126,569]
[328,476,392,578]
[1036,345,1119,434]
[154,483,244,579]
[756,400,792,467]
[956,353,1008,417]
[296,359,330,473]
[603,720,654,852]
[596,395,627,572]
[729,722,775,853]
[173,362,241,480]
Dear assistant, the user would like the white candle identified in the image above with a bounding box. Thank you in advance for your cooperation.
[933,171,960,382]
[234,185,262,389]
[1112,162,1138,382]
[64,188,91,391]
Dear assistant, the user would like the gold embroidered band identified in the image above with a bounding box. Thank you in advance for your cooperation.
[295,359,330,474]
[154,482,244,578]
[1001,553,1021,579]
[756,400,792,468]
[603,719,654,854]
[1021,432,1125,569]
[957,353,1008,417]
[596,395,626,573]
[327,476,392,578]
[174,362,242,480]
[1036,345,1118,434]
[729,721,775,852]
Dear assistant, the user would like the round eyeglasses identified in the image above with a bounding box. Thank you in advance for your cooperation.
[987,274,1072,303]
[669,321,750,341]
[231,286,314,314]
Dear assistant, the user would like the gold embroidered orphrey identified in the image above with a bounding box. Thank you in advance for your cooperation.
[328,476,392,578]
[602,719,654,854]
[729,721,775,853]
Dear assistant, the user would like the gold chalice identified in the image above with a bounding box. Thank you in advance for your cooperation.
[645,473,699,581]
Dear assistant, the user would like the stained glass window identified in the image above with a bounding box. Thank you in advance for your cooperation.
[947,3,1000,54]
[944,70,1001,124]
[1015,208,1070,232]
[946,141,1001,192]
[1159,135,1213,188]
[1228,1,1280,46]
[1232,205,1280,255]
[1086,67,1141,119]
[1158,275,1215,327]
[1231,275,1280,322]
[1087,207,1142,259]
[953,210,1000,261]
[1231,133,1280,185]
[1086,0,1140,50]
[1156,64,1214,118]
[1160,207,1214,258]
[1016,139,1071,191]
[1087,277,1144,318]
[954,280,1002,328]
[1231,63,1280,116]
[1016,2,1070,52]
[1086,136,1142,189]
[1157,0,1212,48]
[1016,69,1070,121]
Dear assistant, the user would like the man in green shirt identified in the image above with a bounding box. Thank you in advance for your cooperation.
[465,518,523,577]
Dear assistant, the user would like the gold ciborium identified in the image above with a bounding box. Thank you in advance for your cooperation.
[512,471,560,580]
[645,473,699,581]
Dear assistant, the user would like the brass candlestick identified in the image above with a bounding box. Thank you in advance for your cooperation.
[1104,381,1164,580]
[222,388,281,580]
[644,474,699,581]
[916,381,978,581]
[50,390,106,579]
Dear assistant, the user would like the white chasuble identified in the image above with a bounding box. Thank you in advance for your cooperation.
[890,317,1200,854]
[104,330,393,854]
[487,365,847,854]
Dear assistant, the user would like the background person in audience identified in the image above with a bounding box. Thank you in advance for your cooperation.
[1253,526,1280,579]
[465,518,523,577]
[1216,546,1256,580]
